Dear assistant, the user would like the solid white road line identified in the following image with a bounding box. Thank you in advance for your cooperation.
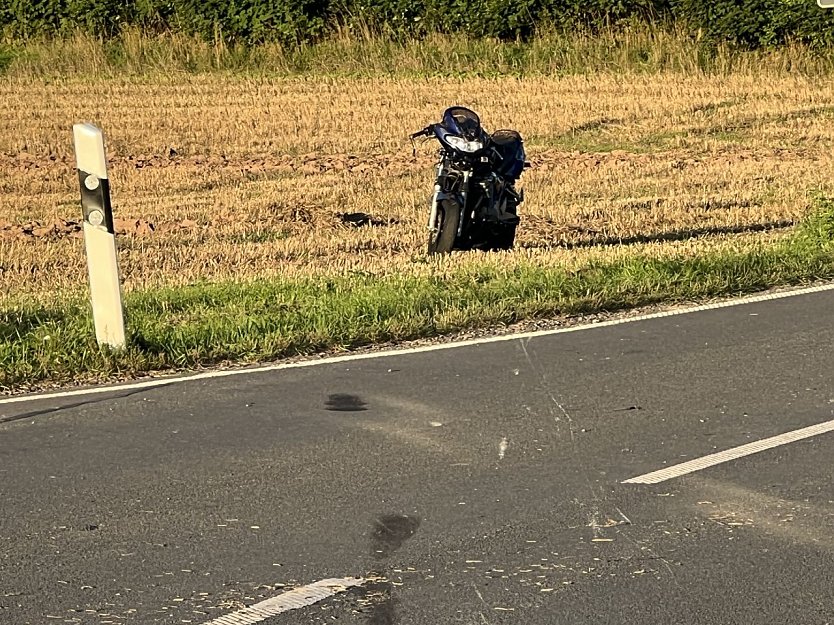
[622,418,834,484]
[201,577,368,625]
[3,281,834,407]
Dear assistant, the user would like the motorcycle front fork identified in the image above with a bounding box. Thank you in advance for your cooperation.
[427,163,470,235]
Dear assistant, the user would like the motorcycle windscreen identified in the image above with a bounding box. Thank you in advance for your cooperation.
[442,107,482,140]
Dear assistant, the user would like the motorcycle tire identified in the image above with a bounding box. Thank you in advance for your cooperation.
[428,199,461,255]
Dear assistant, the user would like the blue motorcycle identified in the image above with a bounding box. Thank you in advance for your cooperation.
[411,106,528,254]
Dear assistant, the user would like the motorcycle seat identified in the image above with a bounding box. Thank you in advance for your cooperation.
[492,129,522,148]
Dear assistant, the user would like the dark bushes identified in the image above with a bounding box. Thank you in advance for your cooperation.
[2,0,834,48]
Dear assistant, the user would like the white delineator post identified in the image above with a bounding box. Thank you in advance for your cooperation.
[72,123,126,350]
[819,1,834,7]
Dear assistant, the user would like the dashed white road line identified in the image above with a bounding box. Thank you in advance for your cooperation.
[622,418,834,484]
[3,281,834,407]
[201,577,369,625]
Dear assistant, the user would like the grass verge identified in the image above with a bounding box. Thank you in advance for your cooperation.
[2,201,833,393]
[4,25,834,78]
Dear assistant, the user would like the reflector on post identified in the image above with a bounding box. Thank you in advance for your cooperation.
[72,123,126,350]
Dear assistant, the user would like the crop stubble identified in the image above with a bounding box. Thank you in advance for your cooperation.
[1,72,833,301]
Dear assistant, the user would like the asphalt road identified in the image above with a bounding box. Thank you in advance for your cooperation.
[2,287,834,625]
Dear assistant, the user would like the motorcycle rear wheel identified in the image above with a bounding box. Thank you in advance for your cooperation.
[428,200,461,255]
[492,224,517,250]
[491,203,518,250]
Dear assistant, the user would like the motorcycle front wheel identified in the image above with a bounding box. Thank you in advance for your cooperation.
[427,199,461,255]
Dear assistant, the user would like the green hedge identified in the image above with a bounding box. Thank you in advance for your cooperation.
[672,0,834,48]
[2,0,834,47]
[333,0,668,39]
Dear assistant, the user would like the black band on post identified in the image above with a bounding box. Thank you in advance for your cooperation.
[77,168,114,234]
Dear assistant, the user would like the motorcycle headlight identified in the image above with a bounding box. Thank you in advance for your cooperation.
[445,135,484,153]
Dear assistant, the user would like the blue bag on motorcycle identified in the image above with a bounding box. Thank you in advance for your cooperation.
[491,129,526,181]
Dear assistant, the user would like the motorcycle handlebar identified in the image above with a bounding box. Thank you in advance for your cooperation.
[410,125,434,140]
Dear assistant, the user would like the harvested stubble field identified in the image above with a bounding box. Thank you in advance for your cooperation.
[2,71,833,301]
[3,64,834,389]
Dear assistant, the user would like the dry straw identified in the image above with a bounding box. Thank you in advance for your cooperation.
[2,68,833,302]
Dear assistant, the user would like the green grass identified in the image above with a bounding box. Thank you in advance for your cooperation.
[5,25,834,79]
[3,201,834,393]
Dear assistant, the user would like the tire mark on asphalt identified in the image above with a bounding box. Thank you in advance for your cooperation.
[519,338,576,443]
[518,337,612,553]
[362,513,421,624]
